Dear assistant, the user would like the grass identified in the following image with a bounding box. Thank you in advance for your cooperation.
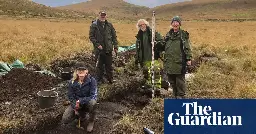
[0,0,89,18]
[0,17,256,133]
[145,0,256,20]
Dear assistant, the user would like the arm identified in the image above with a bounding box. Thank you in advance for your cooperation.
[134,38,140,64]
[154,32,165,60]
[183,31,192,61]
[67,81,77,109]
[110,24,118,49]
[79,77,98,105]
[155,31,165,52]
[89,24,100,49]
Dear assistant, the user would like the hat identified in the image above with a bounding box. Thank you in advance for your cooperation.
[75,62,88,70]
[171,16,181,25]
[99,11,106,16]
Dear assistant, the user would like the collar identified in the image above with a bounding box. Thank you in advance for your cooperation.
[73,74,92,86]
[136,26,151,39]
[97,19,108,25]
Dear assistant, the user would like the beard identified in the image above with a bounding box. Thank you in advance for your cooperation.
[140,27,146,31]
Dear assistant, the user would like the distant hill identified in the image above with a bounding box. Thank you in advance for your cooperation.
[0,0,89,18]
[144,0,256,21]
[56,0,150,20]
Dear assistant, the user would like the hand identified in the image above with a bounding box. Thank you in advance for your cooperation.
[74,109,79,115]
[98,45,103,50]
[114,48,118,54]
[187,60,192,66]
[75,100,80,110]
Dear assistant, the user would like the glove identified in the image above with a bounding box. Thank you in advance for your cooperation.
[114,47,118,54]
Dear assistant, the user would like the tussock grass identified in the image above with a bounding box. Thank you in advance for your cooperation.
[112,98,164,134]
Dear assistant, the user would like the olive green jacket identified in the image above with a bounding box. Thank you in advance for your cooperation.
[135,26,164,66]
[162,28,192,74]
[89,19,118,53]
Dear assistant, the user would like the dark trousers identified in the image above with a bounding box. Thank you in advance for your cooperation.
[62,99,97,124]
[96,52,113,82]
[167,74,187,98]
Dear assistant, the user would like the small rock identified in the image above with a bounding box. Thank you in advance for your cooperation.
[5,101,12,105]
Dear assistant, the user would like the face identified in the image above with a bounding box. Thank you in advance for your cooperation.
[76,69,88,79]
[171,21,180,31]
[138,21,147,31]
[99,13,106,21]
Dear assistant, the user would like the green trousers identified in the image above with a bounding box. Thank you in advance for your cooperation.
[167,74,187,98]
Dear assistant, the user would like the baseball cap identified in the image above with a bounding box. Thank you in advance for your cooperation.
[75,62,88,70]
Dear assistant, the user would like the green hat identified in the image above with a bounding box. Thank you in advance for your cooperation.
[171,16,181,25]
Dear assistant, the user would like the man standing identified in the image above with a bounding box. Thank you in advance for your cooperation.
[134,19,164,89]
[89,11,118,84]
[135,19,163,68]
[162,16,192,99]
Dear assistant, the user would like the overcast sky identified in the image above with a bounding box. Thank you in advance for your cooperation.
[33,0,190,8]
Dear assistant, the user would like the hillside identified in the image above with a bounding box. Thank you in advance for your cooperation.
[144,0,256,21]
[56,0,150,20]
[0,0,89,18]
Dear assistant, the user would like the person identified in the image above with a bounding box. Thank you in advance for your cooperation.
[134,19,164,90]
[135,19,164,68]
[89,11,118,84]
[161,16,192,99]
[61,62,97,132]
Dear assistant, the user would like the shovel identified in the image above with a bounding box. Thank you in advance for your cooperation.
[76,117,85,130]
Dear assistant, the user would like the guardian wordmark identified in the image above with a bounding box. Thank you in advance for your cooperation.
[168,102,242,126]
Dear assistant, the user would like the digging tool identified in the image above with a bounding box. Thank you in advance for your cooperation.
[76,117,85,130]
[151,11,156,99]
[143,127,155,134]
[74,100,85,130]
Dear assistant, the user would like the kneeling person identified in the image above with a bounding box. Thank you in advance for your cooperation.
[62,62,97,132]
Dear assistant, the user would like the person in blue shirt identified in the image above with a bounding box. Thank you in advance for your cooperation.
[61,62,97,132]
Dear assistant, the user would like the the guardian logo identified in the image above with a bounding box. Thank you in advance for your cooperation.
[168,102,242,126]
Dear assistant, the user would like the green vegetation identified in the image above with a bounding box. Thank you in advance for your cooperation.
[0,0,90,18]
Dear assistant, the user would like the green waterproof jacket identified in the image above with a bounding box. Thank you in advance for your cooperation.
[135,26,164,66]
[162,28,192,74]
[89,19,118,54]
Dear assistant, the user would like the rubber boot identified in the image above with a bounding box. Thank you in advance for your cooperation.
[87,112,96,132]
[87,121,95,132]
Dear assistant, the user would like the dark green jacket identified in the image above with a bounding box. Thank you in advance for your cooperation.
[89,19,118,53]
[135,26,164,66]
[162,28,192,74]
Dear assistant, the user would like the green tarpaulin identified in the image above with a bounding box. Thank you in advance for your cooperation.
[0,59,56,77]
[118,44,136,53]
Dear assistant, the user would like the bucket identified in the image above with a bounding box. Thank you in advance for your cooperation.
[37,90,58,109]
[61,72,72,80]
[61,67,72,80]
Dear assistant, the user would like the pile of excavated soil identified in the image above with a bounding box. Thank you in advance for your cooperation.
[35,73,151,134]
[0,68,61,103]
[37,102,129,134]
[49,51,136,78]
[1,51,152,134]
[0,68,63,134]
